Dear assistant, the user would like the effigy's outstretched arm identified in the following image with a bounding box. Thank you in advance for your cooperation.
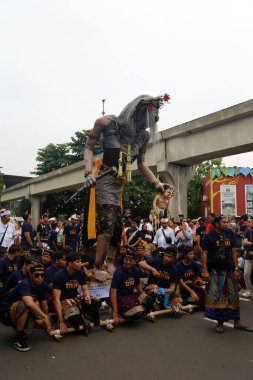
[137,152,164,192]
[83,117,110,187]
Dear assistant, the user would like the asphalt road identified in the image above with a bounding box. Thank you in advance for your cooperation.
[0,298,253,380]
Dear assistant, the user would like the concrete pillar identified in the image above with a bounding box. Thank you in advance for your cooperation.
[157,161,195,220]
[30,195,41,228]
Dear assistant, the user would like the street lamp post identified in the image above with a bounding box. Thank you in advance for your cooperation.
[102,98,106,116]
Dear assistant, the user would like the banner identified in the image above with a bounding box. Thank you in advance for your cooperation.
[89,285,111,299]
[220,185,237,216]
[245,185,253,217]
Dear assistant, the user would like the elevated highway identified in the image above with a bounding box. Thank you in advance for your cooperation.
[2,99,253,222]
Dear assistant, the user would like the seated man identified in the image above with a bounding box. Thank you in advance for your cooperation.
[110,250,152,324]
[0,247,8,259]
[29,247,43,262]
[175,244,201,265]
[52,252,100,335]
[0,264,52,352]
[138,246,182,315]
[0,245,22,291]
[176,245,205,308]
[41,248,54,269]
[125,220,142,249]
[134,245,149,279]
[117,245,148,266]
[44,251,67,291]
[3,256,37,295]
[80,247,95,269]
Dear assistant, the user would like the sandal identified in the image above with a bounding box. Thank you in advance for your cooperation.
[215,323,224,333]
[234,325,253,332]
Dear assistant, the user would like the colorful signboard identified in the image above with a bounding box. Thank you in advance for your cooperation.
[220,185,237,216]
[245,185,253,217]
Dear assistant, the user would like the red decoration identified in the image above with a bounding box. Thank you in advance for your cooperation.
[163,93,170,102]
[147,105,154,113]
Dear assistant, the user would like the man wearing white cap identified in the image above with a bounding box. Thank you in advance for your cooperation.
[153,218,175,250]
[0,210,16,248]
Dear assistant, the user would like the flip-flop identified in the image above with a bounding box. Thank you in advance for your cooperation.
[234,325,253,332]
[215,324,224,333]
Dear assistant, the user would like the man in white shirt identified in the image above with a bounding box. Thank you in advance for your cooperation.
[0,210,16,248]
[153,218,175,249]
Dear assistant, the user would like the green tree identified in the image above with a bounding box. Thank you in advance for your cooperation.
[69,129,103,161]
[187,158,223,218]
[41,189,86,218]
[123,176,157,218]
[32,130,103,176]
[13,199,31,217]
[31,129,103,218]
[31,143,73,175]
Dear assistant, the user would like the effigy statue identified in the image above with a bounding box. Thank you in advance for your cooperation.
[83,93,171,280]
[149,184,174,231]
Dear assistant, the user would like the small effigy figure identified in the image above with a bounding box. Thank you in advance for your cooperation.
[149,184,174,231]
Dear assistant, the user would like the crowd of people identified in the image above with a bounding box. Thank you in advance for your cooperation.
[0,206,253,352]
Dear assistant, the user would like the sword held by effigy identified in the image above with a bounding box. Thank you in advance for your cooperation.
[64,168,117,204]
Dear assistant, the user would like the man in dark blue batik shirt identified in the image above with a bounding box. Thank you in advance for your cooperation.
[53,252,100,335]
[63,216,80,252]
[110,250,152,324]
[45,251,67,291]
[0,264,51,352]
[202,215,253,333]
[139,246,182,313]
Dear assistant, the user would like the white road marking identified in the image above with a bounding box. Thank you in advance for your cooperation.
[204,317,234,328]
[239,297,251,302]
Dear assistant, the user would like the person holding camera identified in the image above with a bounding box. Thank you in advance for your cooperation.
[153,218,175,249]
[202,215,253,334]
[174,222,193,249]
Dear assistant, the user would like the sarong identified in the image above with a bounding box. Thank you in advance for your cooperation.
[181,283,206,307]
[205,269,240,323]
[117,293,145,319]
[96,204,123,243]
[61,299,80,321]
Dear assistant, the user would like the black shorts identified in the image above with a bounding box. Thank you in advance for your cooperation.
[0,310,13,327]
[0,301,28,327]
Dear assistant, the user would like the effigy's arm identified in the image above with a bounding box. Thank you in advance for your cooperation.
[137,154,163,191]
[137,132,163,191]
[84,117,107,175]
[153,194,160,209]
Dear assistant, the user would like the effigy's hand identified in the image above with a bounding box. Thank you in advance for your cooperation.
[84,174,96,188]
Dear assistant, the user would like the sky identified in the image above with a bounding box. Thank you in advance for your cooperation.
[0,0,253,177]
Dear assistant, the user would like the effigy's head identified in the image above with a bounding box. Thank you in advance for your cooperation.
[156,183,174,197]
[163,184,174,198]
[117,93,170,144]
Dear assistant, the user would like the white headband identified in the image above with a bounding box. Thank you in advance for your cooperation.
[0,210,11,217]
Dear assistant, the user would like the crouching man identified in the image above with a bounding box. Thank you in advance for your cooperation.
[138,246,183,316]
[52,252,100,336]
[176,245,205,309]
[0,264,52,351]
[110,250,153,324]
